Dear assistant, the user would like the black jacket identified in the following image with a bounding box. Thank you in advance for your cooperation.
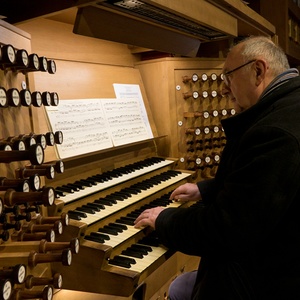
[156,76,300,299]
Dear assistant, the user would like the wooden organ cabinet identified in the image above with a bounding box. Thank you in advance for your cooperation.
[0,21,78,300]
[136,58,233,182]
[0,0,279,298]
[0,17,200,300]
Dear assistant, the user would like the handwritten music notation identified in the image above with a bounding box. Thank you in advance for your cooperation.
[46,97,153,158]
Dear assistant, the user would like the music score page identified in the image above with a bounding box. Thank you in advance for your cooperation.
[46,97,153,159]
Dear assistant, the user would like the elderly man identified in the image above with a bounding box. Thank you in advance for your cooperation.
[134,36,300,300]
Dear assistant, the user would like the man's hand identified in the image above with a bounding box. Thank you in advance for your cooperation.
[134,207,166,229]
[169,183,201,202]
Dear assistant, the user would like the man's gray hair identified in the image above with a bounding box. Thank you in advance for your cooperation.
[237,36,290,76]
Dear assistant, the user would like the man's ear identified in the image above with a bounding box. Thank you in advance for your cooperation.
[255,60,267,85]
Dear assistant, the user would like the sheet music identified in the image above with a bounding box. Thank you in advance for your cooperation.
[102,98,151,146]
[113,84,153,138]
[46,99,113,159]
[45,97,153,158]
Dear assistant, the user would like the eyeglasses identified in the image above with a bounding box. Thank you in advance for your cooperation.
[223,59,256,86]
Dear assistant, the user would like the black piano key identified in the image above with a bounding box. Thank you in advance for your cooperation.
[100,174,113,181]
[105,194,124,201]
[131,244,152,253]
[85,203,101,211]
[55,190,66,197]
[138,235,160,247]
[105,171,120,178]
[114,168,127,176]
[109,223,127,230]
[103,196,118,204]
[127,245,148,255]
[151,157,162,163]
[122,188,140,195]
[108,258,131,268]
[68,182,85,190]
[127,212,141,218]
[84,235,105,243]
[115,190,132,197]
[122,249,144,259]
[154,175,169,181]
[68,210,87,218]
[111,192,129,199]
[84,178,98,185]
[98,227,118,235]
[152,200,171,207]
[85,176,103,183]
[89,173,106,180]
[130,183,148,191]
[95,199,114,206]
[142,181,154,188]
[106,223,124,232]
[115,217,135,226]
[117,167,131,174]
[68,213,81,221]
[90,231,110,240]
[89,202,105,210]
[146,179,161,185]
[76,206,95,214]
[113,255,136,265]
[74,180,93,187]
[56,186,74,193]
[63,184,80,192]
[80,179,97,186]
[132,208,144,214]
[169,170,181,175]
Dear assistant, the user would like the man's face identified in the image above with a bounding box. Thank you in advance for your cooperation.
[222,45,259,114]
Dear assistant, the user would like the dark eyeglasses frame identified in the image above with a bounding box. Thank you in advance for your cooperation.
[223,59,256,86]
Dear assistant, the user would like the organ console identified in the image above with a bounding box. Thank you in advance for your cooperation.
[0,21,83,300]
[0,16,241,300]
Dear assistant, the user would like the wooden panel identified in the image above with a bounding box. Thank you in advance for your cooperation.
[73,6,202,57]
[17,18,137,67]
[150,0,237,36]
[136,57,230,181]
[207,0,276,36]
[16,18,159,158]
[256,0,300,64]
[52,253,199,300]
[0,21,35,176]
[1,0,99,24]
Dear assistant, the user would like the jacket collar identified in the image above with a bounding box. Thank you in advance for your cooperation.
[221,75,300,139]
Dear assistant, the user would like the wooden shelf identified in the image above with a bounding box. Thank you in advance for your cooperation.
[252,0,300,65]
[207,0,276,37]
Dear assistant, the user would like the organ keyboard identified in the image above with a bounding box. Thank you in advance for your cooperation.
[55,157,175,204]
[0,19,201,300]
[50,155,197,298]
